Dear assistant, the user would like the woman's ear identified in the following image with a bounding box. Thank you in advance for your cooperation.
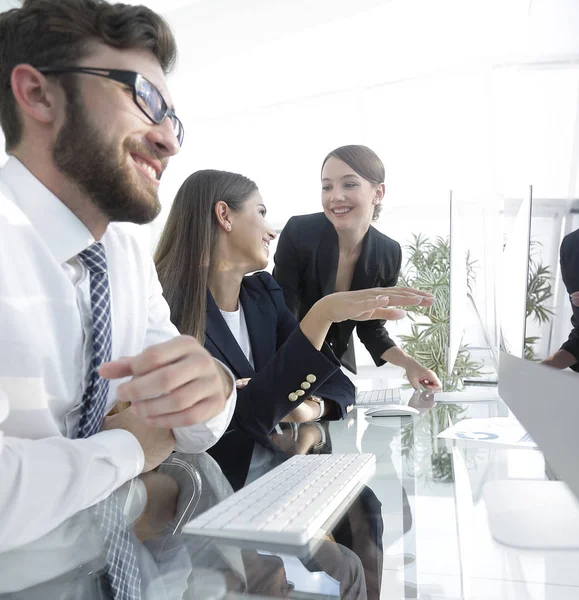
[214,200,232,232]
[373,182,385,203]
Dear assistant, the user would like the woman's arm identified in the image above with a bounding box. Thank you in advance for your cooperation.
[356,242,442,390]
[231,277,426,437]
[231,326,342,439]
[380,346,441,390]
[355,240,402,364]
[273,277,356,422]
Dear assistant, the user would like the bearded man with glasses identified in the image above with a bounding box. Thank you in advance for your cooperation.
[0,0,236,596]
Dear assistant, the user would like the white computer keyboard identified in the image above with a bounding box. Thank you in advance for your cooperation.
[182,453,376,546]
[356,388,402,406]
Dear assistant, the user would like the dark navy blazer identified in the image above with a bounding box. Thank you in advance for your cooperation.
[560,228,579,371]
[273,212,402,374]
[205,271,355,490]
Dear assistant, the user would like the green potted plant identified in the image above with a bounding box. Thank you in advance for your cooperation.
[525,241,555,361]
[398,234,483,391]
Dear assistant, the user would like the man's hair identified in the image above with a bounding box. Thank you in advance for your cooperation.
[0,0,177,151]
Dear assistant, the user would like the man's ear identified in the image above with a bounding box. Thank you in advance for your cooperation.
[10,64,62,126]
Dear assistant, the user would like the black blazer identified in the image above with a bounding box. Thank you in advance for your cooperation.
[559,229,579,371]
[273,212,402,374]
[205,271,355,490]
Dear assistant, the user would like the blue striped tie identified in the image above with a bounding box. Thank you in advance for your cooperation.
[76,242,142,600]
[77,242,112,438]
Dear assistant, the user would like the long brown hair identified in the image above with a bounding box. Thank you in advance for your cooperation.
[322,145,385,220]
[154,169,258,343]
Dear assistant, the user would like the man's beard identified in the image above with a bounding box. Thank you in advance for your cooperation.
[52,92,162,225]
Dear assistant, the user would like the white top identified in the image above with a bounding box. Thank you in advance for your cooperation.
[219,303,254,368]
[0,157,236,553]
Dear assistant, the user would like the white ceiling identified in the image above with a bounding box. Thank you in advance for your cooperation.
[2,0,579,64]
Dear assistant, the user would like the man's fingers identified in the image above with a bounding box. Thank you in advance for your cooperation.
[116,355,205,403]
[130,376,220,418]
[141,393,226,428]
[130,335,203,377]
[100,336,204,381]
[99,357,134,379]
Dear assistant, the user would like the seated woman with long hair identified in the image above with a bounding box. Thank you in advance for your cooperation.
[154,169,431,487]
[155,170,431,600]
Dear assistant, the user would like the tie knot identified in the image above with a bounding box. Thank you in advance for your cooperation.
[78,242,108,274]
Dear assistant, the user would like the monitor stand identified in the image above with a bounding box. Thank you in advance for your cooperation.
[484,480,579,550]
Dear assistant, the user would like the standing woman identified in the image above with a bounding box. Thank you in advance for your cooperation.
[273,145,442,389]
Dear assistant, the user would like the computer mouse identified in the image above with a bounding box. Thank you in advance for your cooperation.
[365,404,420,417]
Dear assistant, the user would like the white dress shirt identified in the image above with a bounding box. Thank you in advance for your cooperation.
[0,157,236,552]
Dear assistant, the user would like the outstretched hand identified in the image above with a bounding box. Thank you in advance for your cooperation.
[318,286,433,324]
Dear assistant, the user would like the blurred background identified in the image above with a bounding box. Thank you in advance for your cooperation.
[1,0,578,374]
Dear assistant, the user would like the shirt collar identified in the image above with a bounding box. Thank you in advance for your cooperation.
[0,157,95,265]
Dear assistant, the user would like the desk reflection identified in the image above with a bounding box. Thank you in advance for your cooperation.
[0,447,371,600]
[4,392,573,600]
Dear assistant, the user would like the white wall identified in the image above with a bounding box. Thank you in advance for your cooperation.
[2,0,579,364]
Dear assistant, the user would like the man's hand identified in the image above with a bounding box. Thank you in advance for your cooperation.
[99,335,233,429]
[102,409,175,472]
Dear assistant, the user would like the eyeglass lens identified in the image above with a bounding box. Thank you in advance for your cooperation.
[136,76,183,144]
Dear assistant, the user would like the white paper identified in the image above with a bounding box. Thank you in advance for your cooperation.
[437,417,537,448]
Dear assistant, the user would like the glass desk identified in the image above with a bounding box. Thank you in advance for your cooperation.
[1,390,578,600]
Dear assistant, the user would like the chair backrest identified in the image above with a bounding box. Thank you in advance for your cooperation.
[158,454,204,535]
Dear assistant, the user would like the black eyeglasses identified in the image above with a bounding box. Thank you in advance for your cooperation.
[35,66,184,146]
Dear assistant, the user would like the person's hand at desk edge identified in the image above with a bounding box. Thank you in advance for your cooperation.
[300,285,443,392]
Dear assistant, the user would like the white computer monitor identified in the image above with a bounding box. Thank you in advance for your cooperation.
[499,188,532,358]
[483,351,579,549]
